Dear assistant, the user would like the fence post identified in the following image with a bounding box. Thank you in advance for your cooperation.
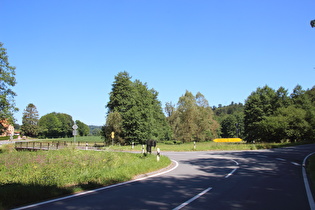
[48,143,50,150]
[40,142,42,150]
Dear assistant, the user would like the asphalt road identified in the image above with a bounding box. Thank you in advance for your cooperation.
[16,144,315,210]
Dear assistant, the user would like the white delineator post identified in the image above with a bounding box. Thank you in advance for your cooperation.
[157,148,161,161]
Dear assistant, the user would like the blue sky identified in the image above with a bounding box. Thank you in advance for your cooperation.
[2,0,315,126]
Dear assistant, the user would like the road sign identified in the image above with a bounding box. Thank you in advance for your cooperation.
[111,132,115,139]
[73,123,78,143]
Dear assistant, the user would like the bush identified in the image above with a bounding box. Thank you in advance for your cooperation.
[163,140,182,145]
[0,144,16,153]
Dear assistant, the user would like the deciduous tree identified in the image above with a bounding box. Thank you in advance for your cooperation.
[167,91,219,142]
[75,120,90,136]
[244,85,277,142]
[38,112,74,138]
[105,72,171,144]
[0,42,18,134]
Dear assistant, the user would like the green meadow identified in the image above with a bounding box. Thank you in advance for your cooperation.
[0,145,170,209]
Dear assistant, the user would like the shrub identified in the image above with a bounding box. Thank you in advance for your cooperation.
[0,144,16,153]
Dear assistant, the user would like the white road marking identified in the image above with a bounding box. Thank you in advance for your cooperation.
[231,159,239,166]
[13,160,179,210]
[291,162,300,166]
[276,158,286,161]
[257,155,268,158]
[173,187,213,210]
[225,168,238,178]
[302,152,315,210]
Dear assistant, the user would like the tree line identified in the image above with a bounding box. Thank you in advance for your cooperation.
[244,85,315,143]
[1,42,315,143]
[104,72,315,144]
[20,103,90,138]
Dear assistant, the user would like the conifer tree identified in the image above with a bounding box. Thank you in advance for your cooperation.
[21,103,39,137]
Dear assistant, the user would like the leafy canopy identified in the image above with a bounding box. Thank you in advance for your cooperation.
[0,42,18,134]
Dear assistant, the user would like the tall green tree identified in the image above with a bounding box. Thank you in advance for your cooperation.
[75,120,90,136]
[21,103,39,137]
[221,115,238,138]
[244,85,277,142]
[167,91,219,142]
[105,71,171,144]
[0,42,18,134]
[176,91,198,142]
[107,71,135,113]
[194,92,220,141]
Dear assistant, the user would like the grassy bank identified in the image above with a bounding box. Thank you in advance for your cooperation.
[27,135,314,151]
[109,141,312,152]
[0,147,170,209]
[35,136,313,151]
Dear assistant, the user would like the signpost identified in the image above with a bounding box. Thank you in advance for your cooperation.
[111,131,115,146]
[73,123,78,143]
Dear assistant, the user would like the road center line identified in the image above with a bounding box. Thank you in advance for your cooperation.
[225,168,238,178]
[173,187,213,210]
[291,162,300,166]
[231,159,239,166]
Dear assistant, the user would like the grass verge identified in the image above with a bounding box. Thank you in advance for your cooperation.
[0,148,170,209]
[306,154,315,200]
[110,141,313,152]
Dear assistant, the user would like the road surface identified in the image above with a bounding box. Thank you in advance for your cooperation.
[16,144,315,210]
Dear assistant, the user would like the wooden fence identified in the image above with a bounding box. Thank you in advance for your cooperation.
[15,141,105,151]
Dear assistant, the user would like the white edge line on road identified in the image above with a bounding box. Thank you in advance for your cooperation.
[172,187,213,210]
[302,152,315,210]
[13,160,179,210]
